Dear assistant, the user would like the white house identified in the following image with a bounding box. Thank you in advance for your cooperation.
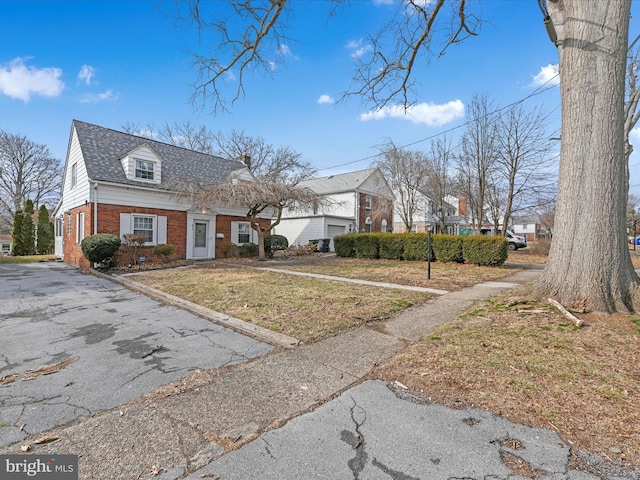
[274,168,394,250]
[393,190,466,234]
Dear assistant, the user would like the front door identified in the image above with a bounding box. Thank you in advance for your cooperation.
[193,221,209,258]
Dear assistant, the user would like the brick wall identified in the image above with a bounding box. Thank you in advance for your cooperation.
[358,193,393,232]
[63,204,94,268]
[63,203,269,267]
[214,214,270,258]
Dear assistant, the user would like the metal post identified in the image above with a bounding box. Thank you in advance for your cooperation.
[427,226,431,280]
[634,220,637,252]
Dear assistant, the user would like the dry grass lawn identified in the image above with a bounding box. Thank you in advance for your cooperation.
[129,264,430,343]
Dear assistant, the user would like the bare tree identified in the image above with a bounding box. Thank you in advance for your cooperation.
[121,121,216,153]
[212,130,316,185]
[0,130,62,228]
[189,178,321,259]
[374,140,429,231]
[457,93,499,231]
[426,136,455,232]
[179,0,637,313]
[158,122,216,153]
[496,104,556,233]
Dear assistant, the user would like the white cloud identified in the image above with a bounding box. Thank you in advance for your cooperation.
[346,39,373,60]
[530,64,560,87]
[0,57,64,102]
[278,44,292,57]
[78,65,95,85]
[373,0,394,5]
[359,100,465,127]
[79,89,118,104]
[317,94,335,105]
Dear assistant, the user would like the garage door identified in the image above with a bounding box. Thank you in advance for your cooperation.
[327,225,347,251]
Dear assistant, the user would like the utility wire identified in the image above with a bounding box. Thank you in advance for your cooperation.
[317,73,560,173]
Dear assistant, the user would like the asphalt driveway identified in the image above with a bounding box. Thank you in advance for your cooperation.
[0,262,273,447]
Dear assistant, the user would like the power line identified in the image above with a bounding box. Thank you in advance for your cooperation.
[317,74,560,173]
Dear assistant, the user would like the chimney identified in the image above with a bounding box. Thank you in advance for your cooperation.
[458,195,467,217]
[238,153,252,170]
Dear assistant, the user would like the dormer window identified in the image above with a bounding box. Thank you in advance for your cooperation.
[135,160,155,180]
[121,144,162,184]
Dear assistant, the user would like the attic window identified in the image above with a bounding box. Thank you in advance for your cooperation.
[135,160,155,180]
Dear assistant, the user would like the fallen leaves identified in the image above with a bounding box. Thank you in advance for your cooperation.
[0,357,78,386]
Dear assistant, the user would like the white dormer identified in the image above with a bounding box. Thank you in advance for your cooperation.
[120,144,162,184]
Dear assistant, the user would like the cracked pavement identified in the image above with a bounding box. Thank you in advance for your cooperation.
[186,381,606,480]
[0,263,273,447]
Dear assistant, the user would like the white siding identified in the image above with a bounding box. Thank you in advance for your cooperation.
[274,217,353,250]
[96,184,191,210]
[59,127,91,214]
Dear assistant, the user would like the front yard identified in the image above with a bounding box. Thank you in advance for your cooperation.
[128,256,516,343]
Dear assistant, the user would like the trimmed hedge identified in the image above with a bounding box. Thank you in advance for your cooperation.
[402,233,433,261]
[81,234,122,265]
[354,234,379,259]
[333,232,506,266]
[334,234,356,257]
[432,234,464,263]
[378,233,404,260]
[463,235,508,266]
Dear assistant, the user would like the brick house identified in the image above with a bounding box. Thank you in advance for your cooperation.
[54,120,266,268]
[274,168,394,250]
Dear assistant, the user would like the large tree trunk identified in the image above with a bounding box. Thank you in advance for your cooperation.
[536,0,639,313]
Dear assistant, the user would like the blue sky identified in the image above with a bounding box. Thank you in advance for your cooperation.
[2,1,640,194]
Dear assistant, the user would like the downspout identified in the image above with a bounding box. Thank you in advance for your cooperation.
[355,189,360,232]
[93,182,98,235]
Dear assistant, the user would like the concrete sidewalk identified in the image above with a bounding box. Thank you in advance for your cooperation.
[0,264,556,479]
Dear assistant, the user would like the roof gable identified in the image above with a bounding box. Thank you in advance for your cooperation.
[299,168,393,197]
[72,120,248,190]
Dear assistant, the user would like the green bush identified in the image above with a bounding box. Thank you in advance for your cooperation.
[378,233,404,260]
[81,234,122,265]
[463,235,508,266]
[264,234,289,257]
[153,244,175,262]
[334,234,356,257]
[354,234,379,259]
[241,242,258,257]
[402,233,435,261]
[221,241,239,258]
[432,234,464,263]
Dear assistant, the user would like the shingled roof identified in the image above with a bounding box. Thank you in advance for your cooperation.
[297,168,379,195]
[72,120,248,189]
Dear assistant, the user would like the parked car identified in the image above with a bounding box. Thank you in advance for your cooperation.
[506,230,527,251]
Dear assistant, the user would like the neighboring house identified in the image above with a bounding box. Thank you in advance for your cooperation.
[0,234,11,256]
[512,215,544,241]
[54,120,262,268]
[274,168,394,250]
[393,190,466,235]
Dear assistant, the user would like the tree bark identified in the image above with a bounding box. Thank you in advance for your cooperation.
[536,0,639,313]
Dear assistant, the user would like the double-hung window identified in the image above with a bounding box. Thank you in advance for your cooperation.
[238,223,251,244]
[365,195,372,210]
[135,160,154,180]
[133,215,154,243]
[76,212,85,244]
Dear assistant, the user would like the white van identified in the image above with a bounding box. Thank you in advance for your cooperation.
[506,230,527,250]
